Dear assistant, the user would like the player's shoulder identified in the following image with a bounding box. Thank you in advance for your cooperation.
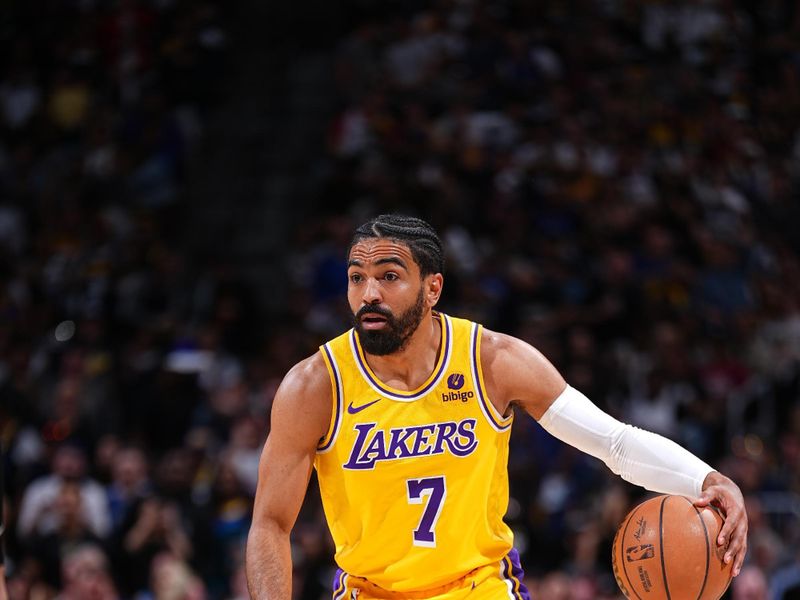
[478,326,566,415]
[270,351,333,448]
[479,326,559,372]
[280,351,331,400]
[270,351,332,433]
[479,327,530,363]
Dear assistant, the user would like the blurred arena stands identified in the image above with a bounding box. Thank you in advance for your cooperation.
[1,1,799,598]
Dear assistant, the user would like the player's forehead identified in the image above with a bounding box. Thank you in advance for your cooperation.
[348,238,417,269]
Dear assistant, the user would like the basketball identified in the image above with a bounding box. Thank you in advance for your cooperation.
[612,495,733,600]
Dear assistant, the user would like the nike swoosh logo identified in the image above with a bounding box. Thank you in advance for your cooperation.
[347,398,381,414]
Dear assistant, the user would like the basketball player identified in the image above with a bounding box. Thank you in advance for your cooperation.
[246,215,748,599]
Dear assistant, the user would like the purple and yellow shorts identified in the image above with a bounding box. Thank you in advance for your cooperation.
[331,549,531,600]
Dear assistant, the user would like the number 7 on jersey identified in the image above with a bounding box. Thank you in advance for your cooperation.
[406,476,447,547]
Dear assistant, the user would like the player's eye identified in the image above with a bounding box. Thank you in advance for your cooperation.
[384,272,399,282]
[349,273,362,284]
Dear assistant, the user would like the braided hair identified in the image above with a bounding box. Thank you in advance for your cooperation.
[348,214,444,277]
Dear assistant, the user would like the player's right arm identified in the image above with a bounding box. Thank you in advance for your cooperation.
[245,352,332,600]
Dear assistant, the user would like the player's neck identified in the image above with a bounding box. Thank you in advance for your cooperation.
[362,312,442,391]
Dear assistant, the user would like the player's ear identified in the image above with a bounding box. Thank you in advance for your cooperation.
[425,273,443,307]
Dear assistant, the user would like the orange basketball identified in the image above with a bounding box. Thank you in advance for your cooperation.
[612,495,733,600]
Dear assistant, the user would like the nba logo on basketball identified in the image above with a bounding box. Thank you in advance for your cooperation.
[447,373,465,389]
[625,544,654,562]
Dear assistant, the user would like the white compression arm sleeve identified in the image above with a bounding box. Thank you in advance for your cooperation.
[537,386,714,497]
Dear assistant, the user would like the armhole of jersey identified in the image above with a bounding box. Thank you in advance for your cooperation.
[317,344,343,453]
[471,323,513,432]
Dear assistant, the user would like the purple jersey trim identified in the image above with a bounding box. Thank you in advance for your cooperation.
[503,548,531,600]
[318,343,343,452]
[349,313,452,400]
[331,568,347,600]
[470,323,512,432]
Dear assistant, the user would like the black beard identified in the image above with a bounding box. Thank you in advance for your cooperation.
[353,289,426,356]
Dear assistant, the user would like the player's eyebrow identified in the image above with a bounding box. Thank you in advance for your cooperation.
[347,257,408,270]
[375,257,408,269]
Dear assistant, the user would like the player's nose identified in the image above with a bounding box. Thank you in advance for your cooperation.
[361,277,382,304]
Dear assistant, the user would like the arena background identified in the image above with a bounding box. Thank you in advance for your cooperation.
[1,0,799,598]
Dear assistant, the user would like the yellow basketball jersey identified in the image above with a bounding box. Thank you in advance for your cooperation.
[314,313,515,593]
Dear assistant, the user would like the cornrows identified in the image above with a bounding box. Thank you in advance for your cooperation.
[349,214,444,277]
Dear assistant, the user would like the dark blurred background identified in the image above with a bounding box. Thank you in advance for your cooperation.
[1,0,799,598]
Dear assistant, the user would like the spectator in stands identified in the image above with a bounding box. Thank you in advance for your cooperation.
[25,479,104,590]
[112,496,193,597]
[17,442,111,542]
[55,543,119,600]
[145,551,207,600]
[106,446,152,531]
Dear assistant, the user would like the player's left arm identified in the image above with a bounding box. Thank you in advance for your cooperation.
[480,329,748,576]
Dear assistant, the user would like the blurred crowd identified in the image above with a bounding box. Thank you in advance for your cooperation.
[1,0,800,599]
[292,0,800,598]
[0,0,250,598]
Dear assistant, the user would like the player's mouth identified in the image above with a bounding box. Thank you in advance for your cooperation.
[360,314,389,330]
